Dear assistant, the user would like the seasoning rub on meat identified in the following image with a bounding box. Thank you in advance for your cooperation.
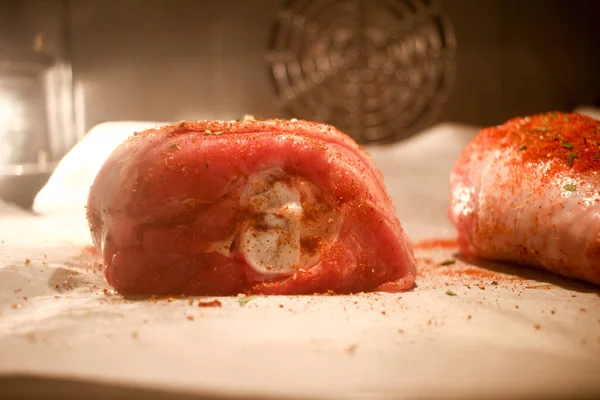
[87,118,416,295]
[449,112,600,285]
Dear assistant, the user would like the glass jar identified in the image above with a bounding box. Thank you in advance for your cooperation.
[0,0,75,210]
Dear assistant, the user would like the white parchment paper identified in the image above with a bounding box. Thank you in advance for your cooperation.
[1,121,599,400]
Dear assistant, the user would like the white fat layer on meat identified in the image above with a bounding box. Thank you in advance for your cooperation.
[450,180,475,217]
[240,169,303,276]
[204,235,236,258]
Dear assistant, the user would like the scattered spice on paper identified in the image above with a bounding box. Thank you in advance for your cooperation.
[198,299,222,308]
[238,295,258,307]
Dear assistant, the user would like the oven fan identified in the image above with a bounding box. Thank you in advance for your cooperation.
[266,0,456,144]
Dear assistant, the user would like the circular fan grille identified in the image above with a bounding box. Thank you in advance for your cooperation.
[267,0,456,143]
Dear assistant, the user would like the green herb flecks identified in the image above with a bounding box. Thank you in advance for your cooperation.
[567,152,579,166]
[440,259,456,266]
[563,184,577,192]
[445,290,457,297]
[205,161,210,169]
[536,127,551,132]
[517,145,527,152]
[169,144,179,150]
[491,281,499,285]
[564,116,570,123]
[561,141,575,149]
[238,295,258,307]
[595,153,599,160]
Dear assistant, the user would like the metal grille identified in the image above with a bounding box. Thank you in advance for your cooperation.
[266,0,456,144]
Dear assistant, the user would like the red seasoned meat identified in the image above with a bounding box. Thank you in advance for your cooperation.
[449,112,600,285]
[86,119,416,295]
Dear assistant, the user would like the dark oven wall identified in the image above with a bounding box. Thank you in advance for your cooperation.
[69,0,600,136]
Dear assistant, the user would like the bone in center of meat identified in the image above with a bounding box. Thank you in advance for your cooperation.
[240,172,304,276]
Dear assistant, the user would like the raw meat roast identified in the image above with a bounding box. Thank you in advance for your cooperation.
[87,119,416,295]
[449,112,600,285]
